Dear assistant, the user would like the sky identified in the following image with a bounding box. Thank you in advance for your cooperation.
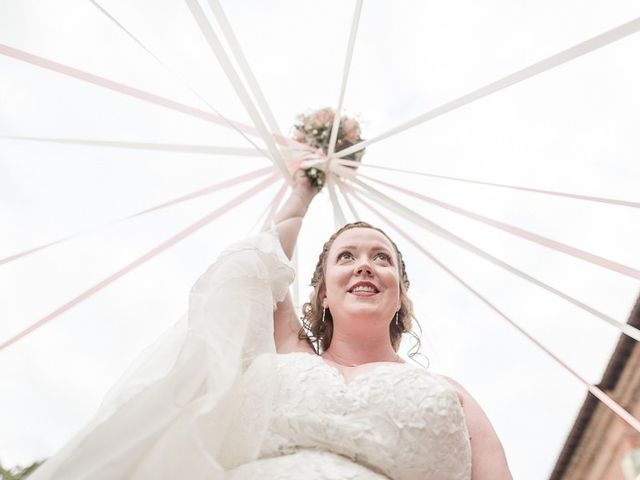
[1,1,640,478]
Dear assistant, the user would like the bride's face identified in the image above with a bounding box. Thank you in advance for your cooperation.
[323,228,401,325]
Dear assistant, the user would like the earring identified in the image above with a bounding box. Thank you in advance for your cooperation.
[321,307,326,324]
[395,311,399,327]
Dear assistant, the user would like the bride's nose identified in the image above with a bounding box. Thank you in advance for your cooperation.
[355,259,373,276]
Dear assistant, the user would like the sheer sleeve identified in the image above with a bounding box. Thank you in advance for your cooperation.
[31,228,294,479]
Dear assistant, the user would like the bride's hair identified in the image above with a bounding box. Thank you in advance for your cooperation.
[299,222,422,359]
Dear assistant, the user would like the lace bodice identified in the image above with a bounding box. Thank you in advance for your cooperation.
[226,351,472,480]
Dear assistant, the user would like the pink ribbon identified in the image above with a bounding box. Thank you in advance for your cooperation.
[362,173,640,281]
[347,185,640,434]
[0,166,274,267]
[0,174,278,352]
[0,43,306,150]
[261,182,289,230]
[335,158,640,209]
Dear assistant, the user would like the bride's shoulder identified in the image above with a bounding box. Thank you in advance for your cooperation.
[434,376,492,418]
[435,374,469,407]
[437,374,463,390]
[436,376,513,479]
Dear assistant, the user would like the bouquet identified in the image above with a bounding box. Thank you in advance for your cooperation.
[293,108,365,189]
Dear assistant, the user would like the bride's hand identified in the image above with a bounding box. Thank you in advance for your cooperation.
[292,168,320,206]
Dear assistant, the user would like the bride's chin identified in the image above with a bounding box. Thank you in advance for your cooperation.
[341,306,390,322]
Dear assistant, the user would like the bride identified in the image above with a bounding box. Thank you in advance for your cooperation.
[30,168,512,479]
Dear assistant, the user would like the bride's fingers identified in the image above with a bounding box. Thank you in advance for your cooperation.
[292,169,323,201]
[293,169,311,188]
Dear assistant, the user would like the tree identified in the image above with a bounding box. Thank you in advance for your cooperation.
[0,460,44,479]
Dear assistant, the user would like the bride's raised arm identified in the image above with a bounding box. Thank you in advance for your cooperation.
[273,169,318,260]
[272,169,319,354]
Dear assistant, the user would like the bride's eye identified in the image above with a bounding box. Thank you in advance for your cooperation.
[375,252,392,263]
[338,251,353,260]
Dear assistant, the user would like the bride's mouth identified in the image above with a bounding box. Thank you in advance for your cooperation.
[348,281,380,297]
[349,290,378,297]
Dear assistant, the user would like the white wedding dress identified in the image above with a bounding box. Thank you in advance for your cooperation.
[31,228,471,480]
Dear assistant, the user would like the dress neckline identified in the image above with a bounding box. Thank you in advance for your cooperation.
[321,353,406,369]
[287,351,411,386]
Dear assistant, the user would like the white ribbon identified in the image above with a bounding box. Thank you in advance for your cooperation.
[0,174,279,352]
[335,16,640,159]
[363,173,640,280]
[206,0,284,141]
[350,187,640,434]
[87,0,269,156]
[0,136,263,156]
[336,177,361,221]
[327,0,364,157]
[339,171,640,344]
[336,159,640,209]
[0,167,275,267]
[327,174,348,228]
[184,0,290,182]
[262,183,289,231]
[0,43,301,151]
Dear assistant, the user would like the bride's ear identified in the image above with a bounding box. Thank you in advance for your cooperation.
[322,298,328,309]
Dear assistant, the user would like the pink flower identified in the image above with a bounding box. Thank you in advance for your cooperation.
[311,108,334,128]
[293,130,306,142]
[341,118,361,142]
[292,108,365,162]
